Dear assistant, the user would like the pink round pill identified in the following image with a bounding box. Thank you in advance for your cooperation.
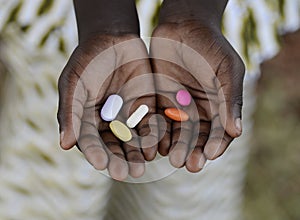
[176,90,191,106]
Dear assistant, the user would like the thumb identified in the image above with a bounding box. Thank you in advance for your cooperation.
[57,54,87,150]
[215,54,245,138]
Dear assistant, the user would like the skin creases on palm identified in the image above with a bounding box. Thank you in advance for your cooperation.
[150,21,245,173]
[57,34,158,181]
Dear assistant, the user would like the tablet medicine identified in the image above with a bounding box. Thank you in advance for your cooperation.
[109,120,132,142]
[164,108,189,122]
[126,105,149,128]
[176,90,191,106]
[101,94,123,121]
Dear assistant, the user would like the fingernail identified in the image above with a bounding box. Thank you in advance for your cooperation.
[60,131,64,145]
[235,118,242,134]
[198,154,206,169]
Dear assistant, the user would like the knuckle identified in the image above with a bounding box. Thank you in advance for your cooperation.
[220,52,246,78]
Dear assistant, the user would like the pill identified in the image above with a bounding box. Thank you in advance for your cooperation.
[126,105,149,128]
[176,90,191,106]
[101,94,123,121]
[164,108,189,122]
[109,120,132,142]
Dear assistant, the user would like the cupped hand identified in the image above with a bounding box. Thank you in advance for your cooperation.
[57,34,158,180]
[150,20,245,172]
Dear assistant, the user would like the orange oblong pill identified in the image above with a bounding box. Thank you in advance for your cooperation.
[164,108,189,122]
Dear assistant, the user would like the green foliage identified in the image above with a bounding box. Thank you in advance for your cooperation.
[151,1,162,29]
[243,41,300,219]
[7,1,22,24]
[278,0,286,18]
[0,0,289,67]
[265,0,286,19]
[58,37,67,55]
[20,25,30,32]
[39,26,55,47]
[25,118,41,131]
[38,0,54,16]
[241,8,260,66]
[34,83,44,97]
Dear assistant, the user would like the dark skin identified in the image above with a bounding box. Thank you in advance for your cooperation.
[151,0,245,172]
[57,0,245,179]
[58,0,158,181]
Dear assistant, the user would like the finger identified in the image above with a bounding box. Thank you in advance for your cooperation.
[134,97,158,161]
[215,53,245,138]
[57,53,87,150]
[156,91,181,156]
[168,121,193,168]
[78,109,108,170]
[185,121,210,172]
[110,97,146,177]
[121,95,158,161]
[157,107,172,156]
[138,114,159,161]
[123,140,145,178]
[152,60,182,157]
[203,115,233,160]
[115,56,158,161]
[185,148,207,173]
[100,124,129,181]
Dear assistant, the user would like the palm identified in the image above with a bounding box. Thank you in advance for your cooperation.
[58,34,157,180]
[150,21,245,172]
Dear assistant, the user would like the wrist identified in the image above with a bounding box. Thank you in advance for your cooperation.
[74,0,140,43]
[159,0,228,28]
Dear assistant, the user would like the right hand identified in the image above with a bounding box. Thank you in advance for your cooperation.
[57,34,158,181]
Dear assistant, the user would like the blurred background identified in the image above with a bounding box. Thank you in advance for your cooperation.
[0,0,299,219]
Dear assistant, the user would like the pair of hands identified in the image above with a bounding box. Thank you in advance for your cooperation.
[57,0,245,181]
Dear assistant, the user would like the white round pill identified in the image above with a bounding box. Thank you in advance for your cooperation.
[126,105,149,128]
[100,94,123,121]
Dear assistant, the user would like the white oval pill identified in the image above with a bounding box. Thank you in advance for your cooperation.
[100,94,123,121]
[126,105,149,128]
